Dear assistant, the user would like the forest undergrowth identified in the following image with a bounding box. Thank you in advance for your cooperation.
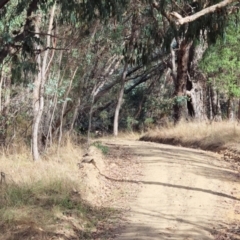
[0,136,129,240]
[2,122,240,239]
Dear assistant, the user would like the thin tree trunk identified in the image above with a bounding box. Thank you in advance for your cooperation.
[0,76,11,146]
[86,55,120,144]
[32,14,42,160]
[57,67,78,151]
[208,85,213,120]
[69,98,81,134]
[227,96,234,121]
[87,93,95,146]
[45,49,64,149]
[0,70,3,113]
[113,62,128,136]
[237,99,240,121]
[32,5,56,161]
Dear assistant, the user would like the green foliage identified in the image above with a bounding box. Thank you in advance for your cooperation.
[0,0,238,149]
[174,96,188,105]
[0,180,73,208]
[144,117,154,124]
[92,141,109,155]
[99,110,111,128]
[45,77,73,105]
[1,184,33,207]
[126,116,139,131]
[144,93,174,118]
[200,14,240,97]
[144,117,154,129]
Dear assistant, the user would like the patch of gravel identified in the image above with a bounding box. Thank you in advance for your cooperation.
[102,145,143,207]
[78,142,144,239]
[78,144,143,207]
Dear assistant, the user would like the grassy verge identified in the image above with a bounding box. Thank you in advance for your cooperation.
[140,121,240,153]
[0,137,118,240]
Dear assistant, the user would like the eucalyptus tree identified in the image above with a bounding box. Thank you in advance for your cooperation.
[0,0,238,159]
[0,0,129,160]
[120,0,239,123]
[200,14,240,120]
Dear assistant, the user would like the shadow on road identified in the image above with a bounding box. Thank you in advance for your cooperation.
[104,141,240,240]
[100,171,240,201]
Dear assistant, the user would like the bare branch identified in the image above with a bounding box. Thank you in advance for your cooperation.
[34,47,69,53]
[170,0,237,25]
[28,31,67,40]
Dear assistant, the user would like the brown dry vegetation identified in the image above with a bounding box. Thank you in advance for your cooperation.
[140,121,240,154]
[140,122,240,240]
[0,135,142,240]
[0,138,108,239]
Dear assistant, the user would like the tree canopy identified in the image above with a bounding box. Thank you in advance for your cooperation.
[0,0,239,159]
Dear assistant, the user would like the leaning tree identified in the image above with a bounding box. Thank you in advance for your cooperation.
[0,0,238,159]
[120,0,239,123]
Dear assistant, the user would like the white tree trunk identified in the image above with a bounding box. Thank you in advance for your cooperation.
[58,66,78,151]
[32,14,43,161]
[32,5,56,161]
[113,63,128,136]
[45,49,64,149]
[210,83,222,121]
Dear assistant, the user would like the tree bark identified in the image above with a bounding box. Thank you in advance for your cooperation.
[0,75,11,146]
[186,71,208,122]
[45,48,64,149]
[237,99,240,121]
[173,40,192,124]
[69,98,81,134]
[227,97,234,121]
[57,66,78,151]
[87,93,95,146]
[210,83,222,121]
[32,14,42,161]
[32,4,56,161]
[207,85,213,120]
[113,63,128,136]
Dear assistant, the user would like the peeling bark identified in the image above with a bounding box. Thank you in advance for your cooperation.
[210,83,222,121]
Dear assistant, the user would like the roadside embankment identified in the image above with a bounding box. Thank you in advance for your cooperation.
[140,121,240,163]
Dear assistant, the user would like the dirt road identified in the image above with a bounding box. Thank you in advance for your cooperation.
[105,139,240,240]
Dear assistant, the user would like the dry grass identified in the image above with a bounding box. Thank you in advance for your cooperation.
[140,121,240,152]
[98,131,141,142]
[0,137,82,184]
[0,136,116,240]
[117,131,141,140]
